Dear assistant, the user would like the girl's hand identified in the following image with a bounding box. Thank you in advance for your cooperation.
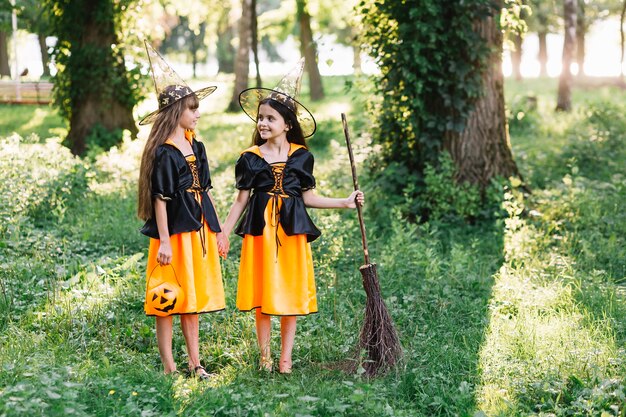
[216,232,230,259]
[157,241,173,265]
[346,190,365,208]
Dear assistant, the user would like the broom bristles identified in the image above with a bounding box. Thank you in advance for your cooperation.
[358,263,402,376]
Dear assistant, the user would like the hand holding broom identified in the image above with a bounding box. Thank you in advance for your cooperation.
[341,113,402,376]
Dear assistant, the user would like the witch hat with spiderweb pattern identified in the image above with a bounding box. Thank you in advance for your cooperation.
[238,58,316,138]
[139,40,217,125]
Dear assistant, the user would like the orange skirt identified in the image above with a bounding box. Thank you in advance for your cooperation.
[237,196,317,316]
[145,222,225,316]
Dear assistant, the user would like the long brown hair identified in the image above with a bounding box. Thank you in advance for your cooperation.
[137,93,199,220]
[251,98,307,147]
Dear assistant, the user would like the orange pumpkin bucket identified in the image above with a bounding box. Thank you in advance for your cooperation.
[145,264,185,316]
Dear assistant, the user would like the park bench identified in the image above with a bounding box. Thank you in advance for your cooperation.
[0,81,53,104]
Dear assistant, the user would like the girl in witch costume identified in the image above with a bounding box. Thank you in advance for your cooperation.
[137,42,226,380]
[219,59,364,374]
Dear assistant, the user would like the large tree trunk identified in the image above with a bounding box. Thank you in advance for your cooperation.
[297,0,324,101]
[251,0,261,87]
[65,3,137,155]
[511,33,523,81]
[228,0,252,112]
[216,7,235,74]
[556,0,577,112]
[538,31,548,77]
[576,0,585,77]
[444,1,520,188]
[38,34,50,77]
[0,31,11,78]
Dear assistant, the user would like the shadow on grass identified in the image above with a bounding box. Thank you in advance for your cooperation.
[365,217,504,416]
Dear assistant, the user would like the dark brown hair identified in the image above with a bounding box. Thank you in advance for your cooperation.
[251,98,306,147]
[137,93,199,220]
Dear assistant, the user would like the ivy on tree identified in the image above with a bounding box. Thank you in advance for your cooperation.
[358,0,521,221]
[44,0,141,156]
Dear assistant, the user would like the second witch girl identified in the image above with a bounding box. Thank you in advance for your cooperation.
[219,59,364,374]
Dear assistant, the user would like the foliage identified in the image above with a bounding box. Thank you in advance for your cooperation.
[15,0,52,37]
[1,77,626,416]
[422,152,507,223]
[44,0,141,120]
[0,0,10,31]
[357,0,508,220]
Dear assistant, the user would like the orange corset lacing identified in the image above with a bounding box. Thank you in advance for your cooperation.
[268,163,288,258]
[186,156,207,257]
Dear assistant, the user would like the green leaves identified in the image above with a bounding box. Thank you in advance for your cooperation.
[358,0,505,219]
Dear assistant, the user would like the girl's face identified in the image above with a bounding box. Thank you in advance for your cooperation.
[179,106,200,130]
[257,103,289,142]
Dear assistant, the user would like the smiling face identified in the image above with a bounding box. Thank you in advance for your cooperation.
[256,103,290,142]
[178,105,200,130]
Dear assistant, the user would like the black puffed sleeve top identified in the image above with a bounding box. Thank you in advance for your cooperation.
[234,144,321,242]
[140,134,221,239]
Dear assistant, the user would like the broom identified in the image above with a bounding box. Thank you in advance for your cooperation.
[341,113,402,376]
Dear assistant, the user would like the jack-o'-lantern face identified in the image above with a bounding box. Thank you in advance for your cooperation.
[147,281,185,314]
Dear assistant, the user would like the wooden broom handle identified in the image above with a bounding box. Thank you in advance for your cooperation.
[341,113,370,265]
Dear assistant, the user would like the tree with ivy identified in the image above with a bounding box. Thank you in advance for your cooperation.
[359,0,521,220]
[43,0,140,156]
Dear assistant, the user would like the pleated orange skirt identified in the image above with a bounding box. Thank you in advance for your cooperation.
[145,222,225,316]
[237,196,317,316]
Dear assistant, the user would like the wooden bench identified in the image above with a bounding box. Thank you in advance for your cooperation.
[0,81,53,104]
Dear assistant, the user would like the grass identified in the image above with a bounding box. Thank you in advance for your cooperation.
[0,103,67,140]
[0,75,625,416]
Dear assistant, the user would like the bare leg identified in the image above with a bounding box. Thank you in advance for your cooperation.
[156,316,176,374]
[279,316,297,373]
[255,308,272,370]
[180,314,201,369]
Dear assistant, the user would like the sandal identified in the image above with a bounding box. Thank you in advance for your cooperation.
[259,356,273,372]
[278,360,292,374]
[190,365,212,381]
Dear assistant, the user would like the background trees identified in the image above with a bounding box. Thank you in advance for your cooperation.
[556,0,577,111]
[43,0,141,155]
[0,0,12,78]
[3,0,625,215]
[358,0,521,220]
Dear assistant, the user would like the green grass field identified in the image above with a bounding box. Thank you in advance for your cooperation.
[0,76,625,416]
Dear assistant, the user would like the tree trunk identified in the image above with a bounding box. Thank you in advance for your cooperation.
[297,0,324,101]
[511,33,523,80]
[227,0,252,112]
[0,31,10,78]
[619,0,626,81]
[64,3,137,155]
[352,24,361,75]
[251,0,261,87]
[217,7,235,74]
[191,39,198,79]
[353,43,362,75]
[556,0,577,112]
[538,31,548,77]
[38,34,50,77]
[576,0,585,77]
[444,1,520,189]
